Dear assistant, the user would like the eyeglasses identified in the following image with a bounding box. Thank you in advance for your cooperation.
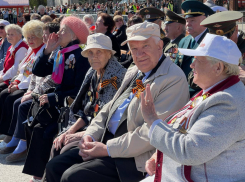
[0,26,5,30]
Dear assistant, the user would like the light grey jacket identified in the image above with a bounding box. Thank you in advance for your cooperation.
[84,56,189,172]
[150,81,245,182]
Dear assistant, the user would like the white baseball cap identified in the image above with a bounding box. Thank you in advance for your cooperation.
[0,20,10,26]
[178,33,241,65]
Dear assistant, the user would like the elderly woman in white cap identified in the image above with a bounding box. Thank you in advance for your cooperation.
[51,33,127,154]
[0,20,11,71]
[141,33,245,182]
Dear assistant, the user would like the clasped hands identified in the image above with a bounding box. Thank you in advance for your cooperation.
[78,135,108,161]
[8,81,18,93]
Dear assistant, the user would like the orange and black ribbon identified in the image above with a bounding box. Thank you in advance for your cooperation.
[132,80,145,98]
[101,76,118,90]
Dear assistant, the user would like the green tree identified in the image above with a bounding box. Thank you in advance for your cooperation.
[29,0,47,8]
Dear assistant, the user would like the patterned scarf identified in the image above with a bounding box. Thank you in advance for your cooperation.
[52,44,80,84]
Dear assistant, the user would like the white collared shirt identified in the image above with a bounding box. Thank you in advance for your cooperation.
[194,28,207,43]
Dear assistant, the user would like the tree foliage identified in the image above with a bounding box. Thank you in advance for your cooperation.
[29,0,47,8]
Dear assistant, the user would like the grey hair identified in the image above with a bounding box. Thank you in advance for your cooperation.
[83,14,94,24]
[127,35,161,49]
[206,56,240,76]
[5,24,22,35]
[38,5,45,12]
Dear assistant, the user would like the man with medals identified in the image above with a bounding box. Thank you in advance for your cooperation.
[141,33,245,182]
[163,8,186,62]
[199,11,245,84]
[139,7,170,50]
[174,0,214,97]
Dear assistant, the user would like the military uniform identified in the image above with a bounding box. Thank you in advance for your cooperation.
[200,11,245,63]
[139,7,170,48]
[164,34,185,61]
[175,0,214,96]
[163,7,186,61]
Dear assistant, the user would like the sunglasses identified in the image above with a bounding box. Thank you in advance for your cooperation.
[0,26,5,30]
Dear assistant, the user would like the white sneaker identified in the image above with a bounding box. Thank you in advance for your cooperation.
[31,177,42,182]
[0,141,7,150]
[0,134,6,140]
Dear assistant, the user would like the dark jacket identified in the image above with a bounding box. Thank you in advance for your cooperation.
[105,31,121,60]
[32,40,90,107]
[0,38,11,71]
[113,25,128,51]
[62,56,127,133]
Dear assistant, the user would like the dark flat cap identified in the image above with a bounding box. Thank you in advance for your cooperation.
[139,7,165,22]
[200,11,242,37]
[164,7,186,25]
[182,0,214,19]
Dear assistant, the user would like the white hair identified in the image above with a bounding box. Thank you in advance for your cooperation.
[83,14,94,24]
[5,24,22,35]
[38,5,45,12]
[206,56,240,76]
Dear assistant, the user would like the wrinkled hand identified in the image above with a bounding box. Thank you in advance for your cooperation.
[64,131,85,145]
[145,152,157,176]
[44,33,60,55]
[24,90,32,96]
[8,85,18,93]
[0,76,3,83]
[53,133,66,151]
[39,94,49,106]
[141,84,159,126]
[79,141,108,161]
[78,135,94,161]
[21,94,32,103]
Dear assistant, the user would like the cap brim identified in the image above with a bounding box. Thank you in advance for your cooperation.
[164,21,175,25]
[81,44,116,57]
[121,35,152,46]
[178,48,206,57]
[145,18,159,22]
[185,14,203,19]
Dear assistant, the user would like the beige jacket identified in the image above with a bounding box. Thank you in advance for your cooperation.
[84,56,190,172]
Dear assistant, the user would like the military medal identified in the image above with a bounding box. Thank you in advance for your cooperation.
[65,65,69,70]
[87,91,92,96]
[94,112,97,117]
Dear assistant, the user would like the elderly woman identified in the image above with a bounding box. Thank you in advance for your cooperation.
[0,20,11,71]
[95,13,120,59]
[83,14,95,32]
[44,33,127,182]
[141,34,245,182]
[53,33,126,152]
[0,23,60,162]
[0,24,28,99]
[0,20,45,146]
[19,16,90,182]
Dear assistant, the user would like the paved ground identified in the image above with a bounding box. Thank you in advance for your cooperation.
[0,139,30,182]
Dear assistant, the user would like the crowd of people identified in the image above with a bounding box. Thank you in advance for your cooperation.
[0,0,244,182]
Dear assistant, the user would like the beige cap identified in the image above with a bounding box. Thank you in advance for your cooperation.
[121,22,160,46]
[81,33,116,57]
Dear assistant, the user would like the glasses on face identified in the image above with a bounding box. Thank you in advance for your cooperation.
[88,50,103,57]
[0,26,5,30]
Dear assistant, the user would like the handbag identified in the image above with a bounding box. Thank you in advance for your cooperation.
[27,88,60,127]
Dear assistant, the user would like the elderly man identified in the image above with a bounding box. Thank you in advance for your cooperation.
[175,0,213,97]
[139,7,170,49]
[141,33,245,182]
[45,22,189,182]
[163,8,186,61]
[37,5,47,17]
